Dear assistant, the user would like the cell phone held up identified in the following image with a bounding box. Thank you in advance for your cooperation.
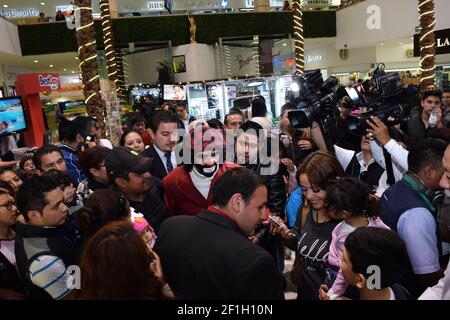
[268,215,281,227]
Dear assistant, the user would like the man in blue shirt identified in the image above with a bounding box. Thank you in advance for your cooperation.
[58,116,97,186]
[381,138,447,298]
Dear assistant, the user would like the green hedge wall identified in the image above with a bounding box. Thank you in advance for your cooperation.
[18,11,336,56]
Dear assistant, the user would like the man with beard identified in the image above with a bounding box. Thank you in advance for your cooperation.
[235,120,287,271]
[163,126,239,216]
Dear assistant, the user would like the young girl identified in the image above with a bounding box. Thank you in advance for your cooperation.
[322,177,390,300]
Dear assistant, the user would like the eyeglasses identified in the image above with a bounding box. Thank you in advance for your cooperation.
[0,201,16,211]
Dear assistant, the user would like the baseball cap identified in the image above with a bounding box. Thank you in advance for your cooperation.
[105,146,152,182]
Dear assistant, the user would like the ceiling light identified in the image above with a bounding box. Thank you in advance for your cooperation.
[49,64,54,67]
[399,42,404,45]
[75,57,79,60]
[290,82,300,92]
[40,2,45,5]
[2,4,8,8]
[380,42,385,46]
[247,78,265,88]
[63,68,67,71]
[33,60,39,63]
[283,43,287,47]
[71,71,75,74]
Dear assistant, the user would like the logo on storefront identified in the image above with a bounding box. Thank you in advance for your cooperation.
[0,8,39,18]
[147,1,164,11]
[414,28,450,56]
[39,75,59,91]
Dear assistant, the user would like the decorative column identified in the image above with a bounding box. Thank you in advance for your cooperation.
[292,0,304,75]
[73,0,102,119]
[418,0,436,90]
[99,0,119,93]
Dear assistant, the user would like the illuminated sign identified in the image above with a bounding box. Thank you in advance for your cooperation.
[55,5,74,13]
[39,75,60,91]
[301,0,341,5]
[245,0,284,8]
[305,55,322,64]
[0,8,39,18]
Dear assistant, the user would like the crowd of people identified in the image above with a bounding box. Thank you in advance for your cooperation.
[1,85,450,301]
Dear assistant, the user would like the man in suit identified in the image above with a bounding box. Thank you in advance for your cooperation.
[163,125,239,216]
[155,167,285,300]
[142,111,178,180]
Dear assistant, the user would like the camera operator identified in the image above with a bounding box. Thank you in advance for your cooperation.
[407,90,444,146]
[310,122,384,194]
[366,116,409,196]
[335,86,362,152]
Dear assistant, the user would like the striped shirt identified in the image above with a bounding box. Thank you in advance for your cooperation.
[29,255,72,300]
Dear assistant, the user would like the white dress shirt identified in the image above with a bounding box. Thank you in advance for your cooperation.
[153,144,177,173]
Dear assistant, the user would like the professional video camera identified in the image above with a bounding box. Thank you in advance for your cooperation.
[288,69,339,129]
[345,63,411,136]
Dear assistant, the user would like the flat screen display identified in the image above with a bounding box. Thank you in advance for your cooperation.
[0,96,28,137]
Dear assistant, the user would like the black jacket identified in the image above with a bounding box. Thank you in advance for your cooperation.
[141,144,169,180]
[112,176,167,232]
[0,239,26,295]
[246,162,287,218]
[155,210,285,300]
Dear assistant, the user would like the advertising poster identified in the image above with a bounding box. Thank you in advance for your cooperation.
[164,84,187,101]
[206,83,224,109]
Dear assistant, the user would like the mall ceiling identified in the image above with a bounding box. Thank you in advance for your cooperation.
[0,51,79,75]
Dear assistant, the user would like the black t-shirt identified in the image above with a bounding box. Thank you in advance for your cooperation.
[297,209,339,300]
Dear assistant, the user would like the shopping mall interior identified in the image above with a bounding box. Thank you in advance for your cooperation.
[1,0,449,147]
[1,0,450,304]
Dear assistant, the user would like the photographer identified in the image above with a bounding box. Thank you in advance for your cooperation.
[309,121,384,194]
[366,116,409,196]
[335,86,361,152]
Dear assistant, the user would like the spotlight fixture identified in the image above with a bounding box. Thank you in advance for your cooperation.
[49,64,54,67]
[33,60,39,63]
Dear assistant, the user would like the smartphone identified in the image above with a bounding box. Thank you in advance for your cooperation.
[268,215,281,227]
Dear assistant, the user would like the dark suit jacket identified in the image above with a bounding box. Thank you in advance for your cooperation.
[142,144,169,180]
[155,210,285,300]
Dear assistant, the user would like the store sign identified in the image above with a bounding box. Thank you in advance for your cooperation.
[147,1,165,11]
[0,8,39,18]
[414,28,450,57]
[301,0,341,5]
[305,55,322,64]
[55,5,73,13]
[245,0,284,8]
[39,75,60,91]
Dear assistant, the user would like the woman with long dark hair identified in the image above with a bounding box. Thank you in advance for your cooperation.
[77,220,164,300]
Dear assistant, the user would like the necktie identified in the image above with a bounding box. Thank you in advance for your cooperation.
[165,152,174,173]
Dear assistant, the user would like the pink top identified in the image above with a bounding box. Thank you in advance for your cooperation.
[327,217,390,299]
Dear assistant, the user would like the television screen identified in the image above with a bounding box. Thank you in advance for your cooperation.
[163,84,187,101]
[0,96,28,137]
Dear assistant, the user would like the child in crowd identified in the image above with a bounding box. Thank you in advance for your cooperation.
[337,227,411,300]
[321,177,390,300]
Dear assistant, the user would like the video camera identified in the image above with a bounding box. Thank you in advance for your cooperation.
[288,69,339,129]
[344,63,411,136]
